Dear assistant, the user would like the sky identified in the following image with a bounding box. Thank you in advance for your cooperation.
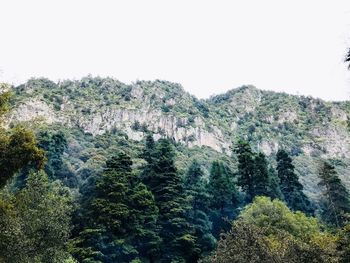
[1,0,350,101]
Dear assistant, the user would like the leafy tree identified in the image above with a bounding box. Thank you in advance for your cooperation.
[337,224,350,263]
[318,161,350,227]
[37,130,74,183]
[0,86,46,188]
[207,197,339,263]
[0,171,73,263]
[204,222,279,263]
[239,196,320,240]
[235,140,256,202]
[276,149,313,214]
[0,126,46,188]
[207,161,239,237]
[185,160,216,258]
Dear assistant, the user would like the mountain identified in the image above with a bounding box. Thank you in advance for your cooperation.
[6,76,350,202]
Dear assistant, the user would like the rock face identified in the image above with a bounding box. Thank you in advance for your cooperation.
[6,78,350,160]
[8,98,232,154]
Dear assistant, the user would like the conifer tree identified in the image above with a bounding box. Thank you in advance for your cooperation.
[141,134,158,191]
[72,152,160,262]
[254,153,283,200]
[184,160,216,259]
[148,138,197,262]
[254,153,271,197]
[276,149,313,214]
[266,166,284,200]
[235,140,256,202]
[208,161,239,237]
[318,161,350,227]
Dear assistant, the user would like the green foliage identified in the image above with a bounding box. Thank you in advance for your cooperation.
[276,149,313,214]
[239,197,320,240]
[0,171,73,263]
[206,197,340,263]
[235,140,256,202]
[204,222,280,263]
[235,140,282,202]
[71,152,160,262]
[185,160,216,258]
[142,138,198,262]
[318,161,350,227]
[0,126,46,188]
[337,224,350,263]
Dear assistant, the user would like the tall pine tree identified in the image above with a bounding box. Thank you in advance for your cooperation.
[235,140,256,202]
[143,138,197,262]
[276,149,313,214]
[254,153,283,200]
[71,152,160,262]
[184,160,216,259]
[208,161,239,237]
[318,161,350,227]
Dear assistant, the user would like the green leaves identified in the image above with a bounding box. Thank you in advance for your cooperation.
[0,171,73,263]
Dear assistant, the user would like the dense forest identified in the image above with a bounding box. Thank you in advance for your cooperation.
[0,50,349,262]
[0,82,350,262]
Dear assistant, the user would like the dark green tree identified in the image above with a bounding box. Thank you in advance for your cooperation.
[318,161,350,227]
[141,134,158,190]
[71,152,160,263]
[266,166,284,200]
[235,140,256,202]
[37,130,73,183]
[208,161,239,237]
[276,149,313,214]
[145,138,197,262]
[254,153,271,197]
[184,160,216,259]
[254,153,283,200]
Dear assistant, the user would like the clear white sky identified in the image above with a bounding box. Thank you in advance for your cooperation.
[1,0,350,101]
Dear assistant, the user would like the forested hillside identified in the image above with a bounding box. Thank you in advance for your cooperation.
[7,77,350,200]
[1,78,350,262]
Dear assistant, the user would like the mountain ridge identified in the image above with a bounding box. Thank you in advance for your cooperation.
[4,76,350,202]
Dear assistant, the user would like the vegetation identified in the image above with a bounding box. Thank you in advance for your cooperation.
[1,78,350,262]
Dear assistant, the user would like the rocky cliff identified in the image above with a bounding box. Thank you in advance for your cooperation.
[6,76,350,200]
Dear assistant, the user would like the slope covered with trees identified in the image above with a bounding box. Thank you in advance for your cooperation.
[1,75,350,262]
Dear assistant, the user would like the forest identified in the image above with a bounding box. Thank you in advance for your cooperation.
[1,82,350,263]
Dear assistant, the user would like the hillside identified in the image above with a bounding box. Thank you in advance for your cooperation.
[6,76,350,201]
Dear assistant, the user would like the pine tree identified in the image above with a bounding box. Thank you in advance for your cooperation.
[276,149,313,214]
[266,166,284,200]
[254,153,271,197]
[141,134,158,191]
[318,161,350,227]
[146,138,197,262]
[72,152,161,262]
[184,160,216,259]
[254,153,283,200]
[235,140,256,202]
[128,183,161,263]
[208,161,240,237]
